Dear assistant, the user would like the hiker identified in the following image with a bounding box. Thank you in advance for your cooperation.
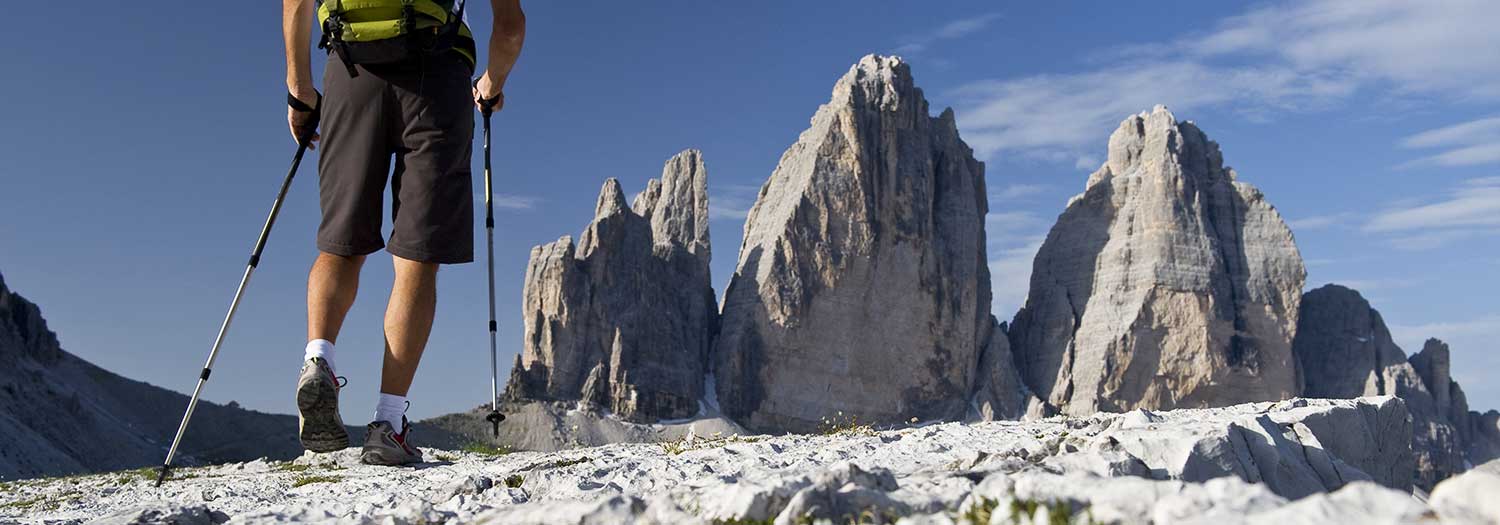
[281,0,526,465]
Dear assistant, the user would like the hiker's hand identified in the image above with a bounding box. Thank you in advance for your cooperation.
[474,74,504,114]
[288,89,321,150]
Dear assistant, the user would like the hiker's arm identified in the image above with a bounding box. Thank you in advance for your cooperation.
[283,0,321,146]
[474,0,525,112]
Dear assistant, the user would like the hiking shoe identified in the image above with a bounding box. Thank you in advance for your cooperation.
[296,357,349,453]
[361,419,424,466]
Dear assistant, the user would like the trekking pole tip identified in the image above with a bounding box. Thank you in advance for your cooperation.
[154,465,171,487]
[486,410,505,437]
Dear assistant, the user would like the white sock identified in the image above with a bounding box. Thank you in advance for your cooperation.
[304,339,336,373]
[375,393,408,431]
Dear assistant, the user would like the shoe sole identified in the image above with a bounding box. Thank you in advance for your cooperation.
[360,444,422,466]
[297,375,348,453]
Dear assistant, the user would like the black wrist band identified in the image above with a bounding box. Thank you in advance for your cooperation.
[287,91,321,113]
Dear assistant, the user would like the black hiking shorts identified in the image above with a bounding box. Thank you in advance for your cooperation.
[316,52,474,264]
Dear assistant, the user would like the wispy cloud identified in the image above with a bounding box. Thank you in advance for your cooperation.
[1399,116,1500,168]
[1364,178,1500,232]
[990,238,1044,319]
[951,62,1353,160]
[985,211,1048,241]
[895,13,1002,55]
[476,193,540,211]
[985,211,1049,317]
[1361,177,1500,250]
[1389,313,1500,407]
[1074,155,1101,171]
[949,0,1500,161]
[1314,277,1425,293]
[991,184,1049,202]
[1286,212,1359,231]
[708,184,761,222]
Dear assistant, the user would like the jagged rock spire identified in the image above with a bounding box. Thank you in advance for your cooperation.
[506,151,718,422]
[713,54,996,432]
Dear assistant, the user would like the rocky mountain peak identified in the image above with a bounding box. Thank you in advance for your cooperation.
[506,151,719,422]
[831,55,915,113]
[1412,339,1454,409]
[593,178,630,220]
[1092,105,1228,192]
[0,270,62,365]
[632,148,711,262]
[1011,106,1305,417]
[714,54,994,432]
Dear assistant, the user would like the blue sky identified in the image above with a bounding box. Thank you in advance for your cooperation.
[2,1,1497,422]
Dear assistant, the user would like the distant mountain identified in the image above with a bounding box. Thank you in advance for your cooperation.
[0,270,314,480]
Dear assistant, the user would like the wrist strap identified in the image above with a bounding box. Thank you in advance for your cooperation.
[472,77,500,115]
[287,91,321,113]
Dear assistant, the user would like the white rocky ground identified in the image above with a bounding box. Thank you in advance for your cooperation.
[2,398,1496,525]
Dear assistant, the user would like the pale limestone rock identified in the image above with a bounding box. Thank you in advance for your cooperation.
[1077,397,1414,496]
[6,398,1434,524]
[1430,468,1500,524]
[713,55,993,432]
[1240,482,1433,525]
[504,150,717,422]
[1010,106,1306,417]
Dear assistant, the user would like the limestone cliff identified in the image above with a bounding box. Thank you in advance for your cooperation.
[713,55,995,432]
[1010,106,1307,416]
[504,150,718,422]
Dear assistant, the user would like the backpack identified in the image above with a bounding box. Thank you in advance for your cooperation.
[317,0,475,76]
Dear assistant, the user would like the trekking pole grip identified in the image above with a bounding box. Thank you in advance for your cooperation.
[473,77,499,117]
[287,91,323,142]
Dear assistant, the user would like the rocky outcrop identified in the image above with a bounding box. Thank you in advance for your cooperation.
[1010,106,1307,417]
[1292,284,1500,489]
[504,150,718,422]
[0,271,315,480]
[1292,284,1415,400]
[968,319,1041,421]
[9,397,1459,524]
[712,55,994,432]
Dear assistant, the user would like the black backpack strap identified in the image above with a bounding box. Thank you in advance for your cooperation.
[317,0,360,77]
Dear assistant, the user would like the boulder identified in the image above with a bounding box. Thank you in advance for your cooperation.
[713,55,994,432]
[1076,397,1415,496]
[504,150,718,422]
[1430,468,1500,523]
[1009,105,1306,417]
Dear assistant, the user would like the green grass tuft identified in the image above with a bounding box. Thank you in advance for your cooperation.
[504,474,524,488]
[0,490,77,512]
[549,456,589,469]
[290,475,341,488]
[462,443,513,456]
[659,432,764,456]
[958,497,999,524]
[274,462,314,473]
[1008,497,1084,525]
[818,412,877,437]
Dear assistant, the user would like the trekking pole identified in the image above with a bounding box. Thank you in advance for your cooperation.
[479,91,506,438]
[155,93,321,487]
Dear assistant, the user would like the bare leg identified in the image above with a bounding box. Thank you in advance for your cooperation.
[380,255,439,396]
[308,252,366,343]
